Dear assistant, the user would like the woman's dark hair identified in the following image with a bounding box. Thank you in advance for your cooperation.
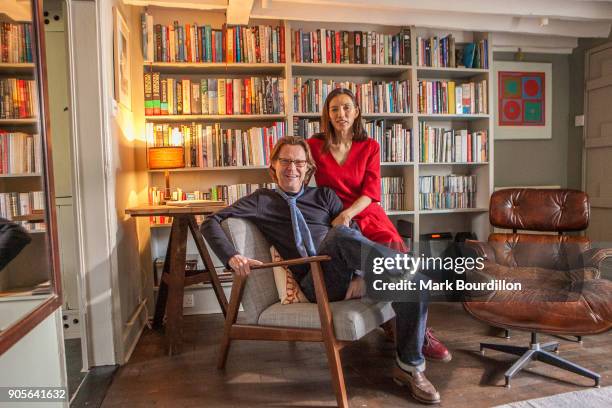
[316,87,367,153]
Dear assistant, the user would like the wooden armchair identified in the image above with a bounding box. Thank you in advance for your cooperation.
[217,218,395,408]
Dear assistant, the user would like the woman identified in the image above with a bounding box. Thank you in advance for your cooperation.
[306,88,406,250]
[307,87,407,250]
[306,88,451,362]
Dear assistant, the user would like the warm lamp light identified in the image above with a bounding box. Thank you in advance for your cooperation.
[147,146,185,202]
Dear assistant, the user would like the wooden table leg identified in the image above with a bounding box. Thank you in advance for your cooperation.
[188,216,229,316]
[153,220,175,330]
[164,216,189,355]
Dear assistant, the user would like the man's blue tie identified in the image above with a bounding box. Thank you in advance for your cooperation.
[276,188,317,257]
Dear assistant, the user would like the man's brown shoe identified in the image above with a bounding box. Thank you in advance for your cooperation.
[393,366,441,404]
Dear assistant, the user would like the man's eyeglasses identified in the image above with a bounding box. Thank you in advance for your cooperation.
[277,158,308,168]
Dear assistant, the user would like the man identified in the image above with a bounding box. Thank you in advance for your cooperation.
[202,136,445,404]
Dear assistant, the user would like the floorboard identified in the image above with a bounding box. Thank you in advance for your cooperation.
[100,303,611,407]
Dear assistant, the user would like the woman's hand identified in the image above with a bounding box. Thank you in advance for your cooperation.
[331,210,352,227]
[228,254,263,277]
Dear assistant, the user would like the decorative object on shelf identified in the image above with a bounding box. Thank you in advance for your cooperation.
[113,7,131,110]
[494,61,552,140]
[147,146,185,201]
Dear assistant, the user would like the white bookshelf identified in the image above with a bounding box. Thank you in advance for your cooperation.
[140,13,494,276]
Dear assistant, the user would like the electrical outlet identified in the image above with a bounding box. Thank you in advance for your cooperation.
[62,309,81,339]
[183,294,195,308]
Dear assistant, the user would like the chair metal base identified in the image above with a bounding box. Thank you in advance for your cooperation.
[480,334,600,388]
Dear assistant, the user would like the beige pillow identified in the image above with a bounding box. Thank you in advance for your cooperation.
[270,246,309,304]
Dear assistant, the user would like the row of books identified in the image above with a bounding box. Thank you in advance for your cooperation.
[419,175,476,210]
[0,23,33,63]
[293,79,410,114]
[416,36,488,69]
[292,29,410,65]
[144,73,285,116]
[0,191,45,232]
[146,122,286,168]
[147,184,276,224]
[380,176,406,211]
[141,15,285,64]
[419,125,488,163]
[0,78,37,119]
[417,80,487,115]
[366,121,413,163]
[0,132,41,174]
[293,118,320,138]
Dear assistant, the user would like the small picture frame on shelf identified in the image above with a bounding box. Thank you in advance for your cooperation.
[113,7,131,110]
[493,61,552,140]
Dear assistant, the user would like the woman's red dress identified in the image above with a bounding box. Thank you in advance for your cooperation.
[307,137,407,251]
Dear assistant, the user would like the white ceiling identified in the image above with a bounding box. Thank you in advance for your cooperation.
[126,0,612,53]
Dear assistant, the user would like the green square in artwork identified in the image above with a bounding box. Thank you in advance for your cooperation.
[524,101,543,123]
[502,77,520,98]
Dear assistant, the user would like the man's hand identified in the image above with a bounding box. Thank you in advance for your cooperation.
[344,276,366,300]
[331,210,352,227]
[228,254,263,277]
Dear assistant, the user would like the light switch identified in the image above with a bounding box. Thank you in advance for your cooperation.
[575,115,585,127]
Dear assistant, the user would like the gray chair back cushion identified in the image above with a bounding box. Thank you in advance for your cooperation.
[220,218,278,323]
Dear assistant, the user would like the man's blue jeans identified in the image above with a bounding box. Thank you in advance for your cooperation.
[299,225,428,372]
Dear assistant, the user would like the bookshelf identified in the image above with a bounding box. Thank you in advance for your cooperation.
[138,11,494,296]
[0,20,49,295]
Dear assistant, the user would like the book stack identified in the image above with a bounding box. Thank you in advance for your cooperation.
[0,78,37,119]
[148,187,210,225]
[381,176,405,211]
[0,22,33,63]
[417,79,487,115]
[0,132,41,174]
[0,191,45,231]
[146,122,286,168]
[292,28,410,65]
[419,125,488,163]
[141,14,285,63]
[293,78,410,114]
[144,73,285,116]
[459,40,489,69]
[419,175,476,210]
[366,121,412,163]
[210,183,276,205]
[293,118,320,138]
[416,35,456,67]
[416,35,488,69]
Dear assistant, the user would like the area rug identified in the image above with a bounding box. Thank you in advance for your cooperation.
[494,386,612,408]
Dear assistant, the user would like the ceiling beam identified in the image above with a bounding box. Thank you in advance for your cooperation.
[123,0,227,11]
[252,1,611,38]
[490,32,578,54]
[278,0,612,21]
[227,0,255,24]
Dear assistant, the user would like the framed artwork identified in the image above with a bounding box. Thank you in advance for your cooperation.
[113,7,131,110]
[493,61,552,140]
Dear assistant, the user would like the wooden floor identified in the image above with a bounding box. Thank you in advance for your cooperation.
[102,303,611,407]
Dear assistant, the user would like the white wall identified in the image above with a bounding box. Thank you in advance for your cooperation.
[0,309,68,408]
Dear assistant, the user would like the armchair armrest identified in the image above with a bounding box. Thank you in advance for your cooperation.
[466,240,497,263]
[580,248,612,278]
[249,255,332,271]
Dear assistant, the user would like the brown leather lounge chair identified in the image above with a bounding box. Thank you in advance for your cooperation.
[464,188,612,387]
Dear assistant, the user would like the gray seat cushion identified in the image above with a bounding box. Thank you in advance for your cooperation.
[258,298,395,341]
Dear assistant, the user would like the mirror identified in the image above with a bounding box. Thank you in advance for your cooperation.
[0,0,62,353]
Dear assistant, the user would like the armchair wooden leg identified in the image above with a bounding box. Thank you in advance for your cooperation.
[311,261,348,408]
[217,274,246,369]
